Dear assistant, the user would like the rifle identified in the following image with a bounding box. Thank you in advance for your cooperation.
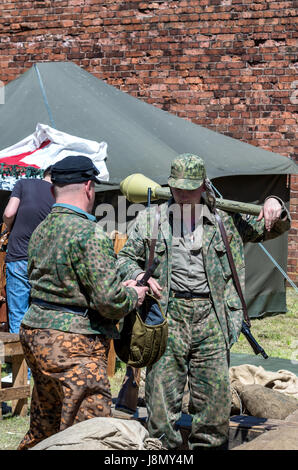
[114,365,141,416]
[213,208,269,360]
[115,254,160,415]
[241,321,268,359]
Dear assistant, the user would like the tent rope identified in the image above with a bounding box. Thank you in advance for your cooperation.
[34,64,56,129]
[258,243,297,292]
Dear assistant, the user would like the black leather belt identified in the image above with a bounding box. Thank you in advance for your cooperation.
[170,290,210,299]
[32,298,89,317]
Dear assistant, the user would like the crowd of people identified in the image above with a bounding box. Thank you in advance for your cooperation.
[2,153,290,450]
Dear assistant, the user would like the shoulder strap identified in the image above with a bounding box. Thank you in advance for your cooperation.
[148,205,161,267]
[215,211,251,328]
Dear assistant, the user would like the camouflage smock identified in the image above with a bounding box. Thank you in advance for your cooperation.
[117,199,290,347]
[22,205,138,337]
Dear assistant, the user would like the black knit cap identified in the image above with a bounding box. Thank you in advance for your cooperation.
[51,155,101,184]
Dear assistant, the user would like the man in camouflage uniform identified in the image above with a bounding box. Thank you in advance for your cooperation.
[117,153,290,450]
[18,155,148,450]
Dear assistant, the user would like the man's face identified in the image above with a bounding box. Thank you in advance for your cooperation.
[171,183,205,208]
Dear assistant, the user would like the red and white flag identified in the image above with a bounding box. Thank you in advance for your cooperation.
[0,123,109,189]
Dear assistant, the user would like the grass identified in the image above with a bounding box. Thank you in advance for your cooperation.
[0,287,297,450]
[0,416,29,450]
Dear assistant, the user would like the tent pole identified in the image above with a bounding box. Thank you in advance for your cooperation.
[34,64,56,129]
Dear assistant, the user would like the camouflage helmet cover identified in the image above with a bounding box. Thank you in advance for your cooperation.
[168,153,206,190]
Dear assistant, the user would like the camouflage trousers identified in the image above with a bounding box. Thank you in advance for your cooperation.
[145,297,231,450]
[18,325,112,450]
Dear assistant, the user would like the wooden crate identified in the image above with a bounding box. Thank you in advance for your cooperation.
[0,332,31,418]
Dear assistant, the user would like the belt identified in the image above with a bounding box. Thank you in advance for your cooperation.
[31,298,89,317]
[170,290,210,300]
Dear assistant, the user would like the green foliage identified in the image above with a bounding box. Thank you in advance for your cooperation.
[0,164,43,179]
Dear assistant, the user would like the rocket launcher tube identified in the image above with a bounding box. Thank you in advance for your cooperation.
[120,173,262,216]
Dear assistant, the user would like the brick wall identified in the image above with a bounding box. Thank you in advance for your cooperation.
[0,0,297,281]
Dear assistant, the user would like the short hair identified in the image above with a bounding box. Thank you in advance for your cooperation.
[52,181,90,199]
[43,166,52,178]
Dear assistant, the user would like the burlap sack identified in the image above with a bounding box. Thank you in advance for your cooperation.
[285,409,298,423]
[230,364,298,417]
[230,364,298,399]
[239,384,298,420]
[31,417,164,450]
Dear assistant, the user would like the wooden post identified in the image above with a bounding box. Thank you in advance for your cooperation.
[11,354,28,416]
[0,333,31,418]
[107,339,116,378]
[107,232,128,377]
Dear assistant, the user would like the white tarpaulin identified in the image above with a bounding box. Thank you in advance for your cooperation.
[0,123,109,190]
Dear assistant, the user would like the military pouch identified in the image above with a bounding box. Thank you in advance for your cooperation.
[114,292,168,368]
[114,205,168,368]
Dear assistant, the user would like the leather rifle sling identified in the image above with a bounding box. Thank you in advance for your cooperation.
[148,205,161,268]
[214,211,251,328]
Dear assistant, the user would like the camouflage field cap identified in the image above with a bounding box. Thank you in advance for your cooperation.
[168,153,206,190]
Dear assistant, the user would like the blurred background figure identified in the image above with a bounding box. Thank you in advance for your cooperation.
[3,167,54,376]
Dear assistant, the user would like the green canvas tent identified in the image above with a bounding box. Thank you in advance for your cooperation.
[0,61,297,317]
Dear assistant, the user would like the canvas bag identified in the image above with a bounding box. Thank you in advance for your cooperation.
[114,206,168,368]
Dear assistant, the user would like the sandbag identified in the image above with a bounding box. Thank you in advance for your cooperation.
[285,409,298,423]
[230,364,298,399]
[239,384,298,420]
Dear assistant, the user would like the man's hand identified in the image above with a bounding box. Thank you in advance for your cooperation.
[135,273,162,299]
[257,197,282,232]
[123,279,148,307]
